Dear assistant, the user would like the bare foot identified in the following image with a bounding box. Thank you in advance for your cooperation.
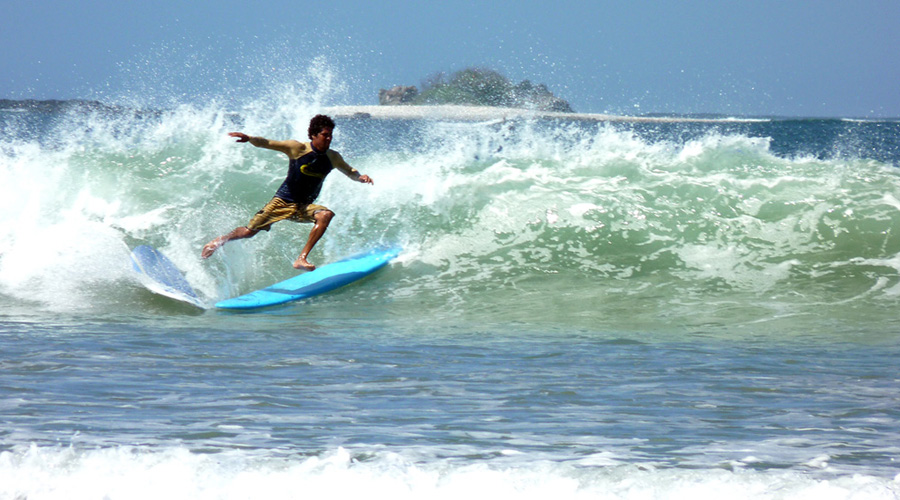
[201,240,222,259]
[293,256,316,271]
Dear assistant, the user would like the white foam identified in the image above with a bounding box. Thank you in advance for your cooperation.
[1,446,897,500]
[0,143,135,310]
[323,105,766,124]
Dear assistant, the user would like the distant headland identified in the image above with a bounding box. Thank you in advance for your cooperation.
[378,67,574,113]
[3,94,768,124]
[0,99,122,113]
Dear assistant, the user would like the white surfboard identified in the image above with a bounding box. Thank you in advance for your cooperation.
[130,245,205,308]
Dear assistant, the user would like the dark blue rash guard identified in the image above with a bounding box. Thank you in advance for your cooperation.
[275,147,332,204]
[269,144,359,204]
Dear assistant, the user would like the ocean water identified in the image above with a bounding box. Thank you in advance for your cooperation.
[2,98,900,499]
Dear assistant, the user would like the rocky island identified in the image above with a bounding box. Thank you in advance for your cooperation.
[378,68,574,113]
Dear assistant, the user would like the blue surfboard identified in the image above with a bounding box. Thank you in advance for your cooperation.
[130,245,205,308]
[215,246,401,310]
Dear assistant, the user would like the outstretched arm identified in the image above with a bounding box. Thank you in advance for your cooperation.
[329,150,374,185]
[228,132,303,157]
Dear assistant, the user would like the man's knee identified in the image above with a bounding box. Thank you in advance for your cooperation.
[235,226,259,239]
[316,210,335,225]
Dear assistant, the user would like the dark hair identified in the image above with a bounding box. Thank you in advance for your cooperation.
[308,114,336,139]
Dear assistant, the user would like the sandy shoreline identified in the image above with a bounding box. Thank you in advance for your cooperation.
[322,104,750,123]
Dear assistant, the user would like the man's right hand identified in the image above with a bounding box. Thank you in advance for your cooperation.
[229,132,250,142]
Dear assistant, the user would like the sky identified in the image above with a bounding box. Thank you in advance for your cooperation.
[3,0,899,118]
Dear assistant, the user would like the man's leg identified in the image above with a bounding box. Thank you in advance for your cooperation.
[201,226,259,258]
[293,210,334,271]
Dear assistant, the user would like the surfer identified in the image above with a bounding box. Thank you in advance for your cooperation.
[201,114,373,271]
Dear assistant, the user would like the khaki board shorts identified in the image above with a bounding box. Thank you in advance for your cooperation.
[246,197,329,232]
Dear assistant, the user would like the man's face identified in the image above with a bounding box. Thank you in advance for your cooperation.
[311,127,333,151]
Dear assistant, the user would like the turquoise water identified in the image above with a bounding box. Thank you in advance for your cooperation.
[2,101,900,498]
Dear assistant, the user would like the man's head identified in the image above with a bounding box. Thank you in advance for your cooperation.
[308,114,336,149]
